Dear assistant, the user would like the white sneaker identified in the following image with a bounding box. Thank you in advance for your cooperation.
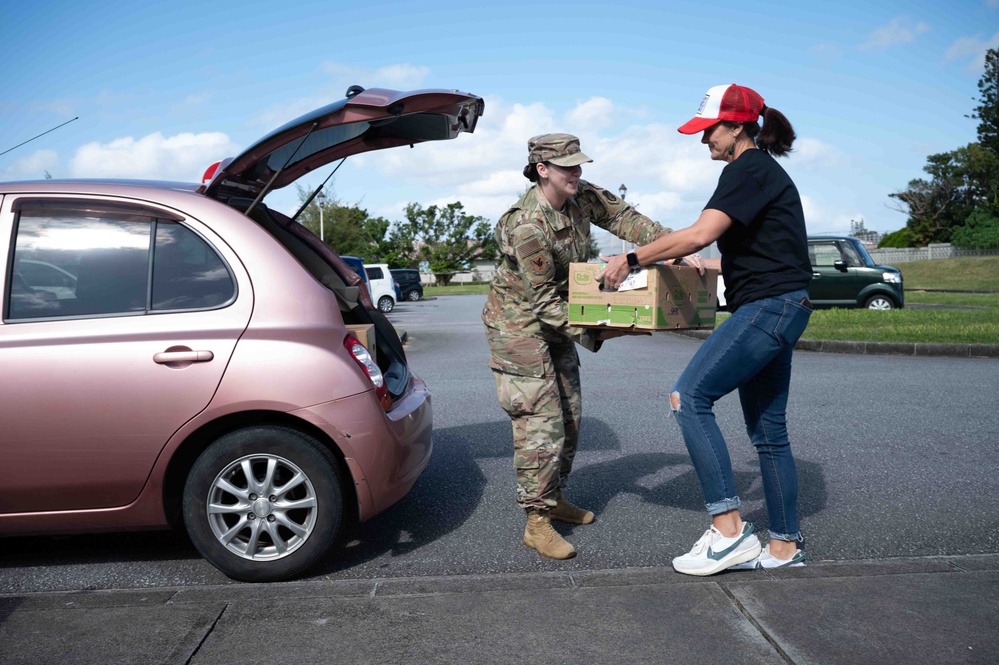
[731,543,806,570]
[672,523,762,576]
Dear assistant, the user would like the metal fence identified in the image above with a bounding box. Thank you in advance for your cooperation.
[420,243,998,282]
[422,268,497,285]
[869,243,999,264]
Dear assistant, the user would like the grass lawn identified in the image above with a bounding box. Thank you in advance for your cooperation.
[424,284,490,296]
[905,291,999,307]
[899,255,999,291]
[423,256,999,345]
[799,308,998,344]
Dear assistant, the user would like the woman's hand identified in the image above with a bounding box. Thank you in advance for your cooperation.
[676,253,706,275]
[595,253,630,291]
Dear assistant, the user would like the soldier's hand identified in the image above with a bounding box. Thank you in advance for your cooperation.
[595,253,630,291]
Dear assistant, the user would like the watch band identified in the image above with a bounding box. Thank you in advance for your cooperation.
[626,250,639,268]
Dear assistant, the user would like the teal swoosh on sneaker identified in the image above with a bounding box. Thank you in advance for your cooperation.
[770,551,806,568]
[706,524,755,561]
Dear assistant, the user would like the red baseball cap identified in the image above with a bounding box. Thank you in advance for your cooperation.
[677,84,765,135]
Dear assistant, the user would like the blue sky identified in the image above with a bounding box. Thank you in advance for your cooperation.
[2,0,997,252]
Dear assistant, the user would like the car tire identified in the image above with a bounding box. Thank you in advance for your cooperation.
[183,426,344,582]
[378,295,394,312]
[864,294,895,310]
[406,289,421,302]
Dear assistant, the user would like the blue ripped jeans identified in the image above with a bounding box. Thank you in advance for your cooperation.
[670,289,812,541]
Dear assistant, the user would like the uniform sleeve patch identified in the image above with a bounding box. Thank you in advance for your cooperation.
[514,235,554,283]
[516,236,544,259]
[528,253,550,277]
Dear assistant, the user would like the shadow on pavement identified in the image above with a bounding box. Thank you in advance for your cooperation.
[314,416,624,574]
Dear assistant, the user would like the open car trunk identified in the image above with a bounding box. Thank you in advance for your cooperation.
[232,199,412,398]
[199,86,483,399]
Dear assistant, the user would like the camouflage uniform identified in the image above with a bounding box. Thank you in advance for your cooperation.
[482,133,670,512]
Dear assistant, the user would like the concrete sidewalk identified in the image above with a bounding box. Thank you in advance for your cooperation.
[2,555,996,665]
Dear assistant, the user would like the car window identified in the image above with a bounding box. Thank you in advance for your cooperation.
[152,223,234,310]
[367,267,384,280]
[810,243,842,267]
[7,202,234,320]
[838,240,864,267]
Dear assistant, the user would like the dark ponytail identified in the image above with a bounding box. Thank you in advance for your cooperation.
[755,106,795,157]
[523,163,540,182]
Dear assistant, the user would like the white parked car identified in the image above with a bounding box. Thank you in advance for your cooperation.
[364,263,396,313]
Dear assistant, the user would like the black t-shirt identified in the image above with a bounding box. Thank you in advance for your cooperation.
[704,150,812,312]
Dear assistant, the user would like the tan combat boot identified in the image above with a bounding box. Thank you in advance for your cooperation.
[550,489,595,525]
[523,510,576,559]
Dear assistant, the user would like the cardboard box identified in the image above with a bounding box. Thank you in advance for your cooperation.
[568,262,718,330]
[346,323,377,364]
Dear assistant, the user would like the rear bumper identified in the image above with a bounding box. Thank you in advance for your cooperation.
[297,377,433,521]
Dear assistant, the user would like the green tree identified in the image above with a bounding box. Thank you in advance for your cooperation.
[890,49,999,246]
[970,48,999,156]
[888,144,998,245]
[296,187,391,259]
[586,234,601,260]
[951,208,999,249]
[394,201,493,286]
[878,227,912,248]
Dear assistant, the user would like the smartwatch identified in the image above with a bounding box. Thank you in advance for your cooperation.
[626,250,639,269]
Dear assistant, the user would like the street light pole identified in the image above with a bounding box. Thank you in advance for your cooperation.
[316,189,326,244]
[618,184,628,253]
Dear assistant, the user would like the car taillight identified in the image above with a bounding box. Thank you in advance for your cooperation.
[344,334,392,411]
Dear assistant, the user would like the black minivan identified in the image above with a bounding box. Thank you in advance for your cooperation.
[391,268,424,301]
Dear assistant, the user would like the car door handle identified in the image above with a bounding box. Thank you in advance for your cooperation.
[813,272,821,277]
[153,349,215,364]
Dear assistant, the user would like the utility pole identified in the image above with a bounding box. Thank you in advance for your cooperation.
[317,189,327,244]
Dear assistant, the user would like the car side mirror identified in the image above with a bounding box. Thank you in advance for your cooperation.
[833,259,848,272]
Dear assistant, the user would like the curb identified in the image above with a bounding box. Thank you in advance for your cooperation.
[3,554,996,603]
[671,330,999,358]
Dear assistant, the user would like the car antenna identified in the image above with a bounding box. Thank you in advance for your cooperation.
[244,122,319,218]
[0,117,79,157]
[292,157,346,222]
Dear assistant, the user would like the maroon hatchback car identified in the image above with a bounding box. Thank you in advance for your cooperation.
[0,87,484,582]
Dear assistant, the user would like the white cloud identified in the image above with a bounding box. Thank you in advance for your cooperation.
[800,194,825,232]
[69,132,240,181]
[347,96,729,226]
[273,94,868,237]
[357,97,555,184]
[800,194,869,235]
[3,149,59,180]
[945,31,999,71]
[858,17,929,50]
[790,137,841,169]
[565,97,615,131]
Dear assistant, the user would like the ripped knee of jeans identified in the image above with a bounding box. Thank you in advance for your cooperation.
[669,391,681,412]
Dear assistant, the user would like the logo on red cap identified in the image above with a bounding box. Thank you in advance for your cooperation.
[678,84,765,135]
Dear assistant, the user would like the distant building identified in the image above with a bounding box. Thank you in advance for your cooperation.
[850,218,880,248]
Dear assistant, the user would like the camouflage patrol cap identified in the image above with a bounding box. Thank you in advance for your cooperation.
[527,133,593,167]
